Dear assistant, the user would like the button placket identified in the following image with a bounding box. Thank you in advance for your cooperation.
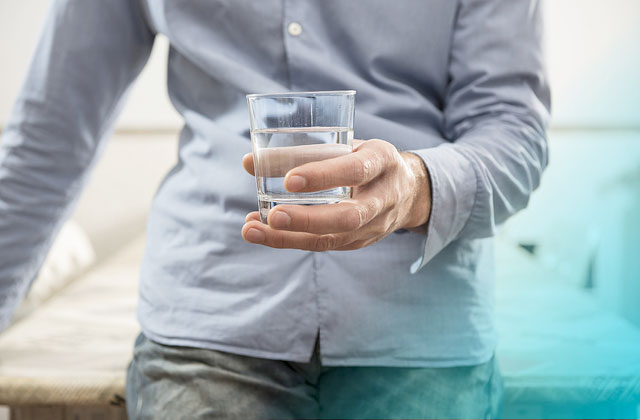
[282,0,325,362]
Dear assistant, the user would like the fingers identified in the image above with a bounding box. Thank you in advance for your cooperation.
[284,139,396,193]
[245,211,260,222]
[242,153,255,175]
[242,141,367,177]
[266,197,383,234]
[242,220,354,251]
[242,142,365,178]
[243,144,352,178]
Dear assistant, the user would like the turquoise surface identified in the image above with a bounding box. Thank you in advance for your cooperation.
[497,129,640,418]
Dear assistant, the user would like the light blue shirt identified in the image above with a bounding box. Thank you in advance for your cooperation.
[0,0,550,367]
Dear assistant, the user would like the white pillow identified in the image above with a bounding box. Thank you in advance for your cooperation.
[12,220,96,322]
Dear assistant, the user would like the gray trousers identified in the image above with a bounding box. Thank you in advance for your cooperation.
[126,333,503,419]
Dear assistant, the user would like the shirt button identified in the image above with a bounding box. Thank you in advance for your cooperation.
[287,22,302,37]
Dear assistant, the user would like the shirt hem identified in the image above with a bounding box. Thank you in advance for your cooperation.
[141,329,314,363]
[319,348,495,368]
[142,328,495,368]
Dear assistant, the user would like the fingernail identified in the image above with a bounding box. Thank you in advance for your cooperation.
[270,211,291,228]
[245,228,264,243]
[286,175,307,192]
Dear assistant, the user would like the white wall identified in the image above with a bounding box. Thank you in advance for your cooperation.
[544,0,640,128]
[0,0,182,131]
[1,0,639,130]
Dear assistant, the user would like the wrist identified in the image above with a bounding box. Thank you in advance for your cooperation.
[400,152,432,230]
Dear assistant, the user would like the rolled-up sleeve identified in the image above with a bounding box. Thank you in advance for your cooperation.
[0,0,155,329]
[410,0,551,272]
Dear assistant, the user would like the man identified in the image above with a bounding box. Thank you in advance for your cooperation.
[0,0,550,418]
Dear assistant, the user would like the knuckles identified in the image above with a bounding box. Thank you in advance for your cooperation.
[362,139,401,176]
[341,208,363,232]
[367,139,396,159]
[314,235,336,252]
[351,154,369,184]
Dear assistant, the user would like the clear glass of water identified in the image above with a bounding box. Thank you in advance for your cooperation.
[246,91,356,223]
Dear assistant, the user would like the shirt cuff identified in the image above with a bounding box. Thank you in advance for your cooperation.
[407,144,478,273]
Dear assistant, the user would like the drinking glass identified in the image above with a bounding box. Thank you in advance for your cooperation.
[246,90,356,223]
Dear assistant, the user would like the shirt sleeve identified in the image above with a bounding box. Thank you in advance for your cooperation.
[0,0,155,330]
[409,0,551,273]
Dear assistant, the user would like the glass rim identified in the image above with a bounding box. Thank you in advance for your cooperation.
[246,90,356,99]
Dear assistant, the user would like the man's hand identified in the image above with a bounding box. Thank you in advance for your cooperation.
[241,139,432,251]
